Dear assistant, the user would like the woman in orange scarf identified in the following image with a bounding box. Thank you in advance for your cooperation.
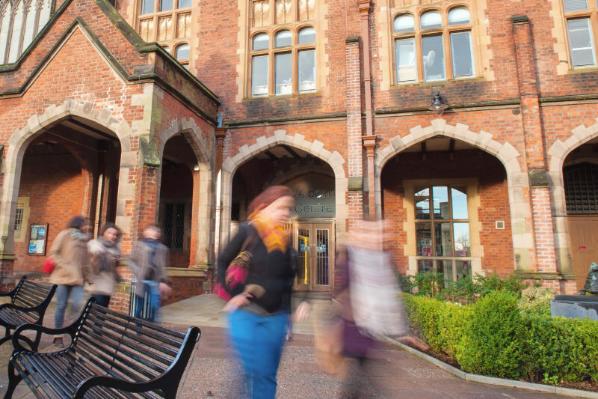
[217,185,309,399]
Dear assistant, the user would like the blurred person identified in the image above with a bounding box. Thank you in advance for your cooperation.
[334,219,410,399]
[87,223,122,308]
[49,216,91,346]
[128,225,172,322]
[218,185,309,399]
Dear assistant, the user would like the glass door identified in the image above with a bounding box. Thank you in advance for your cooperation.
[293,221,335,292]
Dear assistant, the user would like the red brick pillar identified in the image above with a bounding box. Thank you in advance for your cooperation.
[346,37,364,225]
[512,16,558,275]
[134,164,161,238]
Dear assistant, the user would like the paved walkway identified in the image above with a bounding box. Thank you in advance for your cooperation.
[0,294,579,398]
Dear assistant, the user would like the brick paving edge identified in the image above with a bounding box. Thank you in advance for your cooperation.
[383,337,598,399]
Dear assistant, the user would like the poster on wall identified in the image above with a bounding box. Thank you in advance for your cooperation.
[27,224,48,255]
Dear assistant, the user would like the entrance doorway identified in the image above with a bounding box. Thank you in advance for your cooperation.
[293,221,335,292]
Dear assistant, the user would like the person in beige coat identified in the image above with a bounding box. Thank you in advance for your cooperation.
[87,223,122,308]
[49,216,91,345]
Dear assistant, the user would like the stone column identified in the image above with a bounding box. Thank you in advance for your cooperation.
[363,135,377,217]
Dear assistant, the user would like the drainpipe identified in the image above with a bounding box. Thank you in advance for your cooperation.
[358,0,377,217]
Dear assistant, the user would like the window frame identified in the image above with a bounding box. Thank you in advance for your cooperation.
[247,0,317,98]
[391,5,477,85]
[136,0,192,66]
[0,0,55,65]
[562,0,598,69]
[413,184,473,282]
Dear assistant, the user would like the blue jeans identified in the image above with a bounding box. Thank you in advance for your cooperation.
[228,309,289,399]
[134,281,161,322]
[54,285,84,329]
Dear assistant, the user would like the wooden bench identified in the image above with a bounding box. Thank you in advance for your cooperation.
[5,298,201,399]
[0,276,56,351]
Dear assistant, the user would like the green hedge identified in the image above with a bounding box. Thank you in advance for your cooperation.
[403,293,598,385]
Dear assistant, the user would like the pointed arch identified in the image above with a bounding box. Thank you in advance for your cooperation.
[547,119,598,275]
[376,119,533,272]
[0,100,133,255]
[217,129,347,247]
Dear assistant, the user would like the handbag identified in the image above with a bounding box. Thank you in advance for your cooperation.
[313,302,346,376]
[215,233,254,301]
[42,257,56,274]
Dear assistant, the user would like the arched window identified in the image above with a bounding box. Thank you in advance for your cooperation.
[175,43,189,66]
[137,0,192,66]
[562,0,598,67]
[0,0,53,65]
[393,6,475,83]
[248,0,317,97]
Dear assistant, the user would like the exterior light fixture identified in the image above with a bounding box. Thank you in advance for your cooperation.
[429,89,448,114]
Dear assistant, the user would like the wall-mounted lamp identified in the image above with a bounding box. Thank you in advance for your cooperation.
[193,164,200,171]
[429,89,448,114]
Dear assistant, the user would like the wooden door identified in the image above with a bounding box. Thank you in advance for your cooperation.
[567,216,598,290]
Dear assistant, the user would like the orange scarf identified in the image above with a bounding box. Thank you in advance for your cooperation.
[249,214,290,253]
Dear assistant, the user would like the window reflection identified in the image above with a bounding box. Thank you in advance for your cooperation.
[414,185,472,282]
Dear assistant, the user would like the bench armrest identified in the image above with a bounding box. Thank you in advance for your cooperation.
[75,376,168,399]
[12,322,78,352]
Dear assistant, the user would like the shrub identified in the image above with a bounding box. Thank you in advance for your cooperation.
[522,314,598,384]
[403,294,471,357]
[400,272,527,304]
[518,286,553,316]
[456,291,524,379]
[404,291,598,385]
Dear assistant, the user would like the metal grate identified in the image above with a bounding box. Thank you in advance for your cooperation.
[564,163,598,214]
[316,229,329,285]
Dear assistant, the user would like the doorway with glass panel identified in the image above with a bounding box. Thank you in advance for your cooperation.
[414,184,472,285]
[293,221,335,292]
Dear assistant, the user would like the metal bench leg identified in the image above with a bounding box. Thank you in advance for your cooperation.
[3,360,22,399]
[0,328,11,347]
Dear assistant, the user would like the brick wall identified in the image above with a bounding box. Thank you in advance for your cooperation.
[13,140,92,273]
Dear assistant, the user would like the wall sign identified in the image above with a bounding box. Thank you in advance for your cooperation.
[27,224,48,256]
[295,189,335,218]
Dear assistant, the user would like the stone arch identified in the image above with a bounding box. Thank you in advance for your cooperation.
[157,118,214,267]
[375,118,533,273]
[217,129,347,247]
[0,100,134,255]
[547,120,598,274]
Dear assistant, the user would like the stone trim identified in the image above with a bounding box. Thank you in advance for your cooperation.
[218,129,348,246]
[157,116,215,266]
[375,118,534,271]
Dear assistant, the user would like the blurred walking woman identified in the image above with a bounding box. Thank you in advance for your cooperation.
[218,185,306,399]
[49,216,91,344]
[87,223,122,308]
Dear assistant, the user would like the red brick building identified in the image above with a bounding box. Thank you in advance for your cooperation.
[1,0,598,303]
